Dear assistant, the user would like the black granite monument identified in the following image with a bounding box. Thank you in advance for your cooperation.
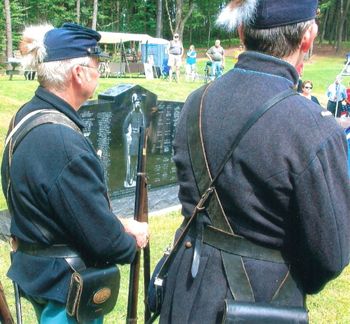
[79,84,183,215]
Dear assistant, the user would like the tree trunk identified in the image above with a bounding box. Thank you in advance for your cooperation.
[4,0,13,70]
[165,0,194,40]
[336,0,350,52]
[156,0,163,38]
[165,0,174,35]
[207,17,211,49]
[174,0,194,40]
[116,0,120,31]
[92,0,98,30]
[329,5,337,46]
[319,8,329,44]
[76,0,80,24]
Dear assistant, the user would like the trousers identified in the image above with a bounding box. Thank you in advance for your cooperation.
[29,296,103,324]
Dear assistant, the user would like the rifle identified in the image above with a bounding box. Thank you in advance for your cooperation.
[126,126,151,323]
[0,280,14,324]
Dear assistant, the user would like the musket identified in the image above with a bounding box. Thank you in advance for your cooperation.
[126,126,150,323]
[0,280,14,324]
[10,250,23,324]
[13,281,22,324]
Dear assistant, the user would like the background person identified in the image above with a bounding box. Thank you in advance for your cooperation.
[185,45,197,82]
[345,81,350,116]
[326,75,347,117]
[1,23,149,324]
[160,1,350,323]
[206,39,225,80]
[167,33,183,82]
[300,80,320,105]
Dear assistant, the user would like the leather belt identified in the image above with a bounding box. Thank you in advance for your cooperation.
[16,240,86,272]
[203,226,288,264]
[17,240,79,258]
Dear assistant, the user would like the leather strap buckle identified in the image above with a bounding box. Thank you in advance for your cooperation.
[195,187,214,211]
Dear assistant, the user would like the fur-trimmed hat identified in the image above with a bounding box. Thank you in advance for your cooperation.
[217,0,318,30]
[43,23,108,62]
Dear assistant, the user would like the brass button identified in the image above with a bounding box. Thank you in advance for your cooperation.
[185,241,192,248]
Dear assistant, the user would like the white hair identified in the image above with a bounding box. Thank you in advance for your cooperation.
[216,0,258,31]
[37,57,91,91]
[19,23,92,91]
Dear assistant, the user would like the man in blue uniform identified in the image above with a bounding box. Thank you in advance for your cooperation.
[160,0,350,323]
[1,23,149,323]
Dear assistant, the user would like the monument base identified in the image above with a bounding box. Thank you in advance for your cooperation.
[111,185,180,217]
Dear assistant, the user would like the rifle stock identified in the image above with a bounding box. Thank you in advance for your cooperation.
[0,281,14,324]
[127,126,150,323]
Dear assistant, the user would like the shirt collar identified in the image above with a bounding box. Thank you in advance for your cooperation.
[235,51,299,86]
[35,86,85,129]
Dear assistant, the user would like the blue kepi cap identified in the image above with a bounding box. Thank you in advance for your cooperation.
[43,23,108,62]
[252,0,318,29]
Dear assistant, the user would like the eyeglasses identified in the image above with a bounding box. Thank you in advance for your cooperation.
[80,64,100,73]
[304,86,312,89]
[174,35,179,38]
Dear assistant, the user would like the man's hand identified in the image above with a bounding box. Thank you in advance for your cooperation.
[121,218,150,249]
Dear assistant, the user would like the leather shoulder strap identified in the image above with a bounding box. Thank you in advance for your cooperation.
[4,109,82,242]
[156,87,297,270]
[187,87,299,302]
[187,87,298,232]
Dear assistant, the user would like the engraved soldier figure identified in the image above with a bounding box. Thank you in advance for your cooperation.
[123,93,145,188]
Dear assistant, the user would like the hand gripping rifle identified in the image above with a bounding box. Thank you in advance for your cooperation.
[0,280,14,324]
[127,126,151,323]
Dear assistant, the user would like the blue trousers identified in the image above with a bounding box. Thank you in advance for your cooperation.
[29,297,103,324]
[211,61,223,79]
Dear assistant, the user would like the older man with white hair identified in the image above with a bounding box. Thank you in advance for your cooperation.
[157,1,350,323]
[1,23,149,324]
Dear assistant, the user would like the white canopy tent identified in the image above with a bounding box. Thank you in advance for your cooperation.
[97,31,169,77]
[99,31,169,75]
[98,31,169,45]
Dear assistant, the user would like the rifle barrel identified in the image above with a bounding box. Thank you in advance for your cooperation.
[126,126,148,324]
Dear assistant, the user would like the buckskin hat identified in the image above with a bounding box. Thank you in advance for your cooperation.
[43,23,108,62]
[252,0,318,29]
[217,0,318,31]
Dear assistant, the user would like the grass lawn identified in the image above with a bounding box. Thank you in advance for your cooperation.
[0,52,350,323]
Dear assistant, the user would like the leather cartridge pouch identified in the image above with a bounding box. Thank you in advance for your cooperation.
[222,301,308,324]
[66,266,120,323]
[203,227,309,324]
[147,251,168,313]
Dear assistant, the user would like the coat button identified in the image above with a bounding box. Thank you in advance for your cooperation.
[185,241,192,248]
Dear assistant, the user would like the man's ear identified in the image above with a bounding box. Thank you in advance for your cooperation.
[301,23,318,53]
[71,64,84,85]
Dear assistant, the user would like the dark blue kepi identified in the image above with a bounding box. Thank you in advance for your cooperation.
[252,0,318,29]
[43,23,109,62]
